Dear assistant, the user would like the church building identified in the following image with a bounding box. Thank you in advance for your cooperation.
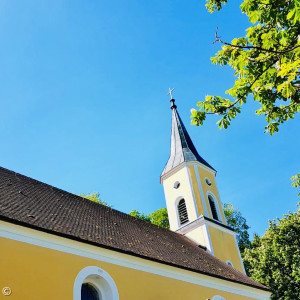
[0,97,271,299]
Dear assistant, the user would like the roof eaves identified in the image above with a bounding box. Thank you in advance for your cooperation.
[0,215,270,292]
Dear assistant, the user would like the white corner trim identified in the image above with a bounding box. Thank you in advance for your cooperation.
[74,266,119,300]
[162,183,176,231]
[185,165,199,219]
[202,223,214,255]
[0,221,270,299]
[194,165,209,217]
[235,235,246,274]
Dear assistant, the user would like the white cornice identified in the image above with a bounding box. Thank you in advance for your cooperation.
[176,215,236,236]
[186,161,217,175]
[161,161,216,183]
[160,163,186,183]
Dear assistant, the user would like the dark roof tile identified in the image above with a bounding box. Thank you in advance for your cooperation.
[0,166,266,291]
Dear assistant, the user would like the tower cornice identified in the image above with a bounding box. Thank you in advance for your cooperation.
[176,215,236,236]
[160,161,217,184]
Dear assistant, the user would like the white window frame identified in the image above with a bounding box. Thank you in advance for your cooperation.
[175,197,189,227]
[226,260,234,267]
[212,296,226,300]
[74,266,119,300]
[207,192,222,223]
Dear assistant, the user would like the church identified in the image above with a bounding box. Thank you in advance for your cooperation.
[0,97,271,299]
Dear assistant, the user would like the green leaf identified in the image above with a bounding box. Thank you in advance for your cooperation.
[287,9,295,20]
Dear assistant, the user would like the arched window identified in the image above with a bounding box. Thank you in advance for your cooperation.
[178,199,189,225]
[208,195,219,221]
[74,266,119,300]
[81,283,100,300]
[226,260,234,267]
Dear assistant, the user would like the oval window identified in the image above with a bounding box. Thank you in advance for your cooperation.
[205,177,212,186]
[173,181,180,189]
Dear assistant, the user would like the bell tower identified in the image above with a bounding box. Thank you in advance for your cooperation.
[161,95,245,273]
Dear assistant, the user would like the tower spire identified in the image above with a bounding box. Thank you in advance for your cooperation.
[160,93,245,273]
[161,97,215,178]
[170,99,177,109]
[167,88,177,109]
[167,87,175,100]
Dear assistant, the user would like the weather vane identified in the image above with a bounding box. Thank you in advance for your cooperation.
[167,88,175,100]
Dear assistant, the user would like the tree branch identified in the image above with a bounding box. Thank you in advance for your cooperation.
[213,27,299,55]
[206,59,277,115]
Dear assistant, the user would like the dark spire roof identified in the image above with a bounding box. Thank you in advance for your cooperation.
[161,99,216,177]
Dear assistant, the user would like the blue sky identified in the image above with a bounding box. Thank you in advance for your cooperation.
[0,0,299,237]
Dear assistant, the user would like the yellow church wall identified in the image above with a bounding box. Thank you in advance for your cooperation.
[0,221,269,300]
[162,165,198,230]
[208,225,244,273]
[197,166,226,224]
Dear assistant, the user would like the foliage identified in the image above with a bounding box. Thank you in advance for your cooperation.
[292,173,300,196]
[205,0,228,12]
[129,208,170,229]
[223,203,251,255]
[192,0,300,135]
[149,208,170,229]
[129,209,151,222]
[243,203,300,299]
[80,192,111,207]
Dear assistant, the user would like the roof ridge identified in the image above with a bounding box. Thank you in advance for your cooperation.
[0,166,178,235]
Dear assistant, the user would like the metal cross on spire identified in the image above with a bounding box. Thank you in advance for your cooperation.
[167,88,175,100]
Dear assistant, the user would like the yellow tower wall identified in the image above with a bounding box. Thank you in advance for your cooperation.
[163,162,245,274]
[208,225,244,273]
[196,166,226,223]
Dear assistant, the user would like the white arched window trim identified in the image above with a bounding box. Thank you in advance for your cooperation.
[74,266,119,300]
[174,196,189,227]
[206,191,223,223]
[212,296,226,300]
[226,260,234,267]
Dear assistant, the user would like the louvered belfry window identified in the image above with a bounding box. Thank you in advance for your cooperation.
[178,199,189,225]
[208,196,219,221]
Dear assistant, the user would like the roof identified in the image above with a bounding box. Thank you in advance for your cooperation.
[161,102,215,177]
[0,166,267,291]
